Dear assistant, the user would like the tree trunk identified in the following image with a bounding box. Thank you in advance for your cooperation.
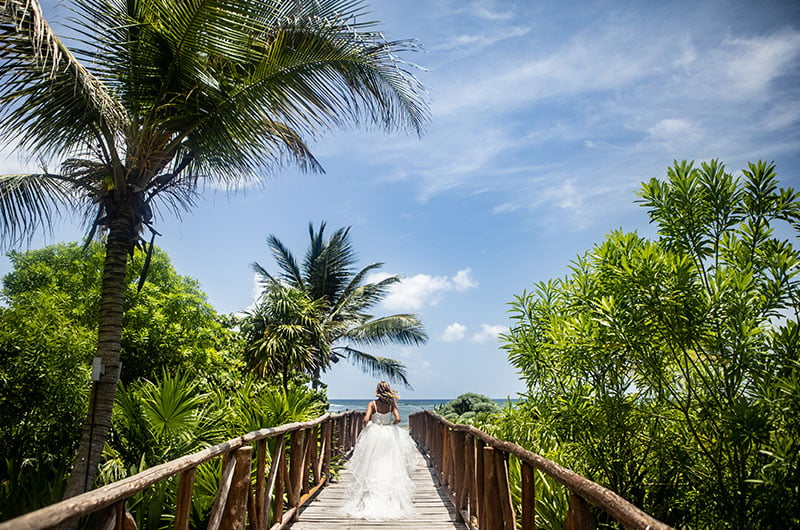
[63,210,133,499]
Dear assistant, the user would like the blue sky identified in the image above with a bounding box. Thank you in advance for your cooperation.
[2,0,799,399]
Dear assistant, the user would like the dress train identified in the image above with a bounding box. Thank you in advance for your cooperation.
[339,411,417,520]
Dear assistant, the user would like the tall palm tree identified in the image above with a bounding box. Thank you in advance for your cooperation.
[250,221,427,387]
[0,0,427,497]
[241,282,330,393]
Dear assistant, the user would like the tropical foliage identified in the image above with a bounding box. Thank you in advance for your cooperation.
[247,222,427,387]
[0,0,427,494]
[0,243,240,516]
[434,392,501,424]
[98,371,326,528]
[501,160,799,529]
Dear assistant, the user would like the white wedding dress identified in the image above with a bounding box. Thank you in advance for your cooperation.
[339,409,417,520]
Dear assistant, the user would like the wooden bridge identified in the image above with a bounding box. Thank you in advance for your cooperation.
[0,410,674,530]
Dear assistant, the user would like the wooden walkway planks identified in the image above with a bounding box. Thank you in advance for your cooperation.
[290,448,469,529]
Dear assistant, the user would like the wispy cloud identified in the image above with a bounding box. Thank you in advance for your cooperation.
[371,267,479,311]
[471,324,509,343]
[435,26,530,52]
[441,322,508,343]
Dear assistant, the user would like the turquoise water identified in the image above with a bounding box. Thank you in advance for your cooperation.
[328,399,514,425]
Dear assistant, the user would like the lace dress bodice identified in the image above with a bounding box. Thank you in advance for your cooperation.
[371,411,394,425]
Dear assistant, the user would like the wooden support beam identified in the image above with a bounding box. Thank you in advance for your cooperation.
[263,436,284,528]
[287,429,306,513]
[565,493,594,530]
[302,429,314,495]
[495,450,517,530]
[465,434,477,527]
[475,438,485,528]
[174,467,196,530]
[521,461,536,530]
[452,430,467,519]
[219,446,253,530]
[273,438,286,525]
[208,452,238,530]
[482,446,502,530]
[254,440,267,530]
[321,421,332,479]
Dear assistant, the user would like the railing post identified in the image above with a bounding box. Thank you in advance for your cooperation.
[482,446,502,530]
[174,467,196,530]
[521,461,536,530]
[208,451,238,530]
[452,430,466,521]
[273,437,286,525]
[302,427,315,495]
[219,446,252,530]
[494,449,516,530]
[565,493,594,530]
[287,429,305,515]
[475,437,486,528]
[322,420,332,479]
[254,439,266,530]
[442,425,451,487]
[465,433,478,527]
[113,499,134,530]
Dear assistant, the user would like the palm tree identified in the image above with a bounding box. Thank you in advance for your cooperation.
[0,0,427,497]
[241,282,330,393]
[250,221,427,387]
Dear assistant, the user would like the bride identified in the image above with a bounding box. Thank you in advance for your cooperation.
[339,381,417,520]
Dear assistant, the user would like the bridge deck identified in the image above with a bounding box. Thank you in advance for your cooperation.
[289,447,469,529]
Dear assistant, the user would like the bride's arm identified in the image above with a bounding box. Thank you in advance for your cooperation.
[392,404,401,424]
[363,401,374,425]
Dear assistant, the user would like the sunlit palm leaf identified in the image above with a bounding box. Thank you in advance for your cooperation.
[252,222,427,386]
[335,346,411,388]
[0,0,126,159]
[343,314,427,347]
[264,233,304,288]
[0,173,79,247]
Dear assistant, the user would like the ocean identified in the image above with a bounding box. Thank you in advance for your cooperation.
[328,398,514,426]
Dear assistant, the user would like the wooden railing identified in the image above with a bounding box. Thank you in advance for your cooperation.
[409,410,674,530]
[0,410,364,530]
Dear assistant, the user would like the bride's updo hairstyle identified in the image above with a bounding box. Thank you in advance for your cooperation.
[375,381,399,405]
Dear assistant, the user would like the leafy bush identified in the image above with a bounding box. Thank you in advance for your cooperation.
[435,392,500,424]
[501,160,800,529]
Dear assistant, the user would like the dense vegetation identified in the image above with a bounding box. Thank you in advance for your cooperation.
[0,229,419,524]
[0,243,244,518]
[434,392,501,423]
[495,160,799,529]
[0,0,427,496]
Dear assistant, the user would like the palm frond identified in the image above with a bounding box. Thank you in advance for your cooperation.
[266,233,304,288]
[335,346,412,389]
[338,262,387,302]
[0,0,126,161]
[0,173,80,249]
[305,224,357,303]
[343,314,428,347]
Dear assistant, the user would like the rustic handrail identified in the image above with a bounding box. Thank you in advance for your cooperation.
[1,410,365,530]
[409,410,675,530]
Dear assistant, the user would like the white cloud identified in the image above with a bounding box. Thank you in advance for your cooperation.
[471,324,509,343]
[371,267,479,311]
[442,322,467,342]
[452,267,478,291]
[380,273,450,310]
